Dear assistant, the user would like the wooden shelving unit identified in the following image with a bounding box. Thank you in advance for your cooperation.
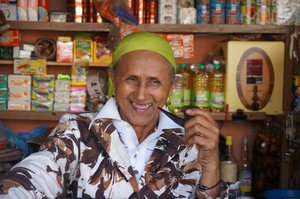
[0,60,110,67]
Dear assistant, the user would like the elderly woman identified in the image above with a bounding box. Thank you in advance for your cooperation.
[0,32,227,198]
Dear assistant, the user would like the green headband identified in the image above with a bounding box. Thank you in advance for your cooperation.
[112,32,176,70]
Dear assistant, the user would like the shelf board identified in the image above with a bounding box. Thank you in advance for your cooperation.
[0,110,266,121]
[7,21,111,32]
[137,24,291,34]
[0,60,110,67]
[6,21,292,34]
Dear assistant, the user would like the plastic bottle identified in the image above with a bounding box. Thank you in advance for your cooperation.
[209,60,225,112]
[238,137,253,198]
[193,64,210,110]
[171,64,184,113]
[177,63,192,107]
[252,117,282,198]
[221,135,238,184]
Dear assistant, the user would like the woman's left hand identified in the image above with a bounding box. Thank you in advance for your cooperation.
[184,108,220,173]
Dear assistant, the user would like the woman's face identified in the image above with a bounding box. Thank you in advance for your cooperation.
[112,50,174,128]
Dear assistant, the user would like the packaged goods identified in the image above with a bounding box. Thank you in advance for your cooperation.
[50,11,67,22]
[0,46,13,59]
[210,0,225,24]
[0,3,17,20]
[177,64,192,107]
[0,74,7,87]
[55,79,70,91]
[31,100,52,111]
[27,0,38,21]
[8,74,31,89]
[209,61,225,112]
[163,34,194,59]
[54,102,69,111]
[38,0,48,21]
[158,0,177,24]
[35,38,56,61]
[171,73,184,113]
[56,37,73,63]
[32,75,55,89]
[257,4,270,24]
[14,58,46,75]
[8,99,30,110]
[178,7,197,24]
[241,0,256,24]
[193,64,210,110]
[196,0,210,24]
[9,89,31,101]
[0,87,8,100]
[54,91,70,103]
[0,100,6,110]
[225,0,241,24]
[92,37,112,65]
[31,88,54,101]
[0,30,20,46]
[73,37,93,63]
[17,0,27,21]
[178,0,195,8]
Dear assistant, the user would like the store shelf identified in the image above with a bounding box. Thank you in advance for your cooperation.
[0,60,110,67]
[6,21,293,34]
[7,21,111,32]
[0,110,266,121]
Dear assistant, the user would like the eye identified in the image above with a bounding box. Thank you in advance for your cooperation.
[148,78,161,86]
[125,76,138,83]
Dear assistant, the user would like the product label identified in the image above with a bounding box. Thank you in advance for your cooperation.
[171,88,183,108]
[183,89,191,106]
[210,91,225,110]
[195,90,209,108]
[221,161,237,183]
[239,170,252,193]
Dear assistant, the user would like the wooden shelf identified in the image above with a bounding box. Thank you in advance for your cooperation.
[0,60,110,67]
[7,21,111,32]
[6,21,293,34]
[0,110,266,121]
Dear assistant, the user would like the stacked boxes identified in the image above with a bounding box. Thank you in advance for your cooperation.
[0,74,8,110]
[31,75,55,111]
[158,0,177,24]
[8,74,31,110]
[54,78,70,111]
[70,64,87,112]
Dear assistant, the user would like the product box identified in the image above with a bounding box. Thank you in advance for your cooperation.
[8,74,31,89]
[27,0,37,21]
[222,41,284,115]
[38,0,48,21]
[31,100,52,111]
[178,7,197,24]
[92,37,112,65]
[0,3,17,20]
[56,37,73,63]
[0,87,8,99]
[73,38,93,63]
[32,75,55,89]
[17,0,27,21]
[8,88,31,101]
[55,79,70,91]
[8,99,30,110]
[14,58,46,75]
[0,74,8,86]
[0,99,6,110]
[158,0,177,24]
[0,30,21,46]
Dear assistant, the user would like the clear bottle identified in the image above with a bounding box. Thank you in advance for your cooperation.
[193,64,210,110]
[177,63,192,107]
[252,117,281,198]
[221,135,238,184]
[238,137,252,197]
[209,60,225,112]
[171,64,184,113]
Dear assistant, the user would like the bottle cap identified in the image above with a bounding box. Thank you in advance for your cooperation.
[226,135,232,145]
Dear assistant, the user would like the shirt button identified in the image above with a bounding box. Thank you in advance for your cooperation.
[134,170,139,175]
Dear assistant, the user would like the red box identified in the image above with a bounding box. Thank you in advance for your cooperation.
[38,0,48,21]
[0,30,21,46]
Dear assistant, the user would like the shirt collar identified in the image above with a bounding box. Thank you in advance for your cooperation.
[90,97,183,130]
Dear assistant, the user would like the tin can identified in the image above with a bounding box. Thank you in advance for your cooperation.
[196,0,210,24]
[210,0,225,24]
[270,0,277,24]
[241,0,256,24]
[225,0,241,24]
[256,0,270,24]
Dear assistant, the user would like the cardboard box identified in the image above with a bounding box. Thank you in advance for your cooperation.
[8,99,30,110]
[0,30,20,46]
[8,74,31,89]
[17,0,27,21]
[222,41,284,115]
[0,3,17,20]
[13,58,46,75]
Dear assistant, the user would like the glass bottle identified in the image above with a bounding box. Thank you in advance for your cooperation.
[252,117,282,198]
[238,137,252,197]
[221,135,238,184]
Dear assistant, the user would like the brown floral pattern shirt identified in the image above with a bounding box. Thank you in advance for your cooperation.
[0,112,228,199]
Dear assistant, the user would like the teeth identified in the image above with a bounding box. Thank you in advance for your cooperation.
[132,102,152,110]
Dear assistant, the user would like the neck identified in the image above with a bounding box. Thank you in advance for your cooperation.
[133,122,157,143]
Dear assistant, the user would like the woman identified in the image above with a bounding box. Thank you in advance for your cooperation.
[0,32,227,198]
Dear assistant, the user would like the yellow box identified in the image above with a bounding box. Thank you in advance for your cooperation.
[73,38,93,63]
[222,41,284,115]
[14,58,47,75]
[92,39,112,65]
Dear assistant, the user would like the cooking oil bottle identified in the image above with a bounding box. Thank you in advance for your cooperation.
[209,60,225,112]
[177,63,192,107]
[193,64,210,110]
[171,64,184,113]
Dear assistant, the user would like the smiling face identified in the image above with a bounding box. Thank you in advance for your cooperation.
[111,50,174,129]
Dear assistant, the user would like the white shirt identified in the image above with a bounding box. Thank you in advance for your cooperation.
[90,98,182,179]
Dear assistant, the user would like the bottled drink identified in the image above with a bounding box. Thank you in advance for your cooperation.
[238,137,252,197]
[241,0,256,24]
[171,64,184,113]
[252,117,281,198]
[209,60,225,112]
[193,64,209,110]
[177,63,192,107]
[221,135,238,184]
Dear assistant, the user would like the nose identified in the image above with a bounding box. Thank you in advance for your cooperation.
[135,82,147,101]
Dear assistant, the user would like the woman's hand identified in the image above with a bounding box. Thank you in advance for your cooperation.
[184,108,221,196]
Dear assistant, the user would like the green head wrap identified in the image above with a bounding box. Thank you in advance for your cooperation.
[112,31,176,70]
[108,32,176,97]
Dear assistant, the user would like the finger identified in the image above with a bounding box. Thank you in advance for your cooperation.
[185,108,216,124]
[185,123,219,143]
[185,134,217,151]
[185,116,219,139]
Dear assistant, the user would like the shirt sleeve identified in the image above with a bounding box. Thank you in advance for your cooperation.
[0,113,87,198]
